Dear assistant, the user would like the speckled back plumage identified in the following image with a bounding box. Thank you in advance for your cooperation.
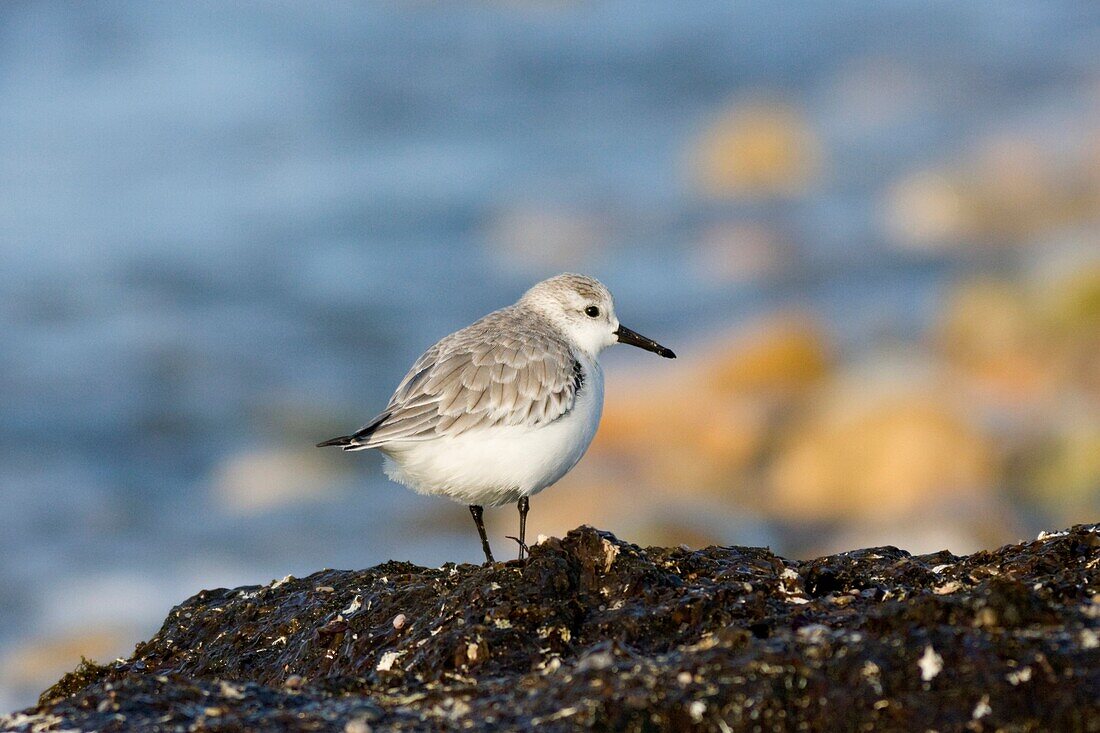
[344,304,579,446]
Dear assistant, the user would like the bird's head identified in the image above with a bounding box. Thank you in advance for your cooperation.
[519,273,676,359]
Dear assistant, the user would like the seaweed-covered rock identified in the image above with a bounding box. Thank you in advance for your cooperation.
[6,525,1099,732]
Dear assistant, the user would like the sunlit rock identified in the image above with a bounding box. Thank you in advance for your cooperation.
[1027,419,1100,518]
[768,368,997,521]
[937,266,1099,406]
[0,628,133,715]
[590,317,828,497]
[689,100,822,199]
[883,127,1100,250]
[883,170,967,250]
[1043,259,1100,344]
[937,279,1051,401]
[702,316,830,396]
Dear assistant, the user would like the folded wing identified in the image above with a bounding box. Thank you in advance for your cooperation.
[343,307,580,449]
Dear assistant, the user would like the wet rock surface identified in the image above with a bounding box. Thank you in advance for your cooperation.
[6,525,1099,732]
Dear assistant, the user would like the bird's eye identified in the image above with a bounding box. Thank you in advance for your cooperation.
[584,305,600,318]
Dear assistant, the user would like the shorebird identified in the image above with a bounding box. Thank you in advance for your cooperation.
[318,273,675,562]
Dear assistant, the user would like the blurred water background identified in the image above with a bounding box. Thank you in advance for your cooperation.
[2,0,1099,711]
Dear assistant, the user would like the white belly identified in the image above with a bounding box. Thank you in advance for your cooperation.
[379,360,604,507]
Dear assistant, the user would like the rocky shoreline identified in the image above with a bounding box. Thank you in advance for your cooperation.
[5,524,1099,732]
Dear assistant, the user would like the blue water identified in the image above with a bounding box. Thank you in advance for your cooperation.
[2,0,1098,712]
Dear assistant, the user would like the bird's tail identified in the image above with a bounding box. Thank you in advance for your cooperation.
[317,412,390,451]
[316,435,358,449]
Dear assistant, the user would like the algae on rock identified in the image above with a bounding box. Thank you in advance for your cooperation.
[10,524,1100,732]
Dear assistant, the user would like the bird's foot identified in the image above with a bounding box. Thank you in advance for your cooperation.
[505,535,531,561]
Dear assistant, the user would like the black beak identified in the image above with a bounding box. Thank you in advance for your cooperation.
[614,324,676,358]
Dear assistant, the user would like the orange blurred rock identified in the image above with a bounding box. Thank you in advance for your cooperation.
[1047,264,1100,397]
[768,380,997,522]
[884,128,1100,250]
[703,317,830,396]
[0,627,134,710]
[884,170,967,249]
[937,268,1100,404]
[937,279,1052,401]
[591,381,767,497]
[1044,261,1100,331]
[1027,419,1100,515]
[689,101,821,199]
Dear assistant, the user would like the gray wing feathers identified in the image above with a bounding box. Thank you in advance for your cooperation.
[348,307,580,447]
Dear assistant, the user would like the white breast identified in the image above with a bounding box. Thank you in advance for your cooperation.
[380,356,604,507]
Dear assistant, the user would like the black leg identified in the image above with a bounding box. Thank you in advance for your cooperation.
[469,505,494,563]
[517,496,529,560]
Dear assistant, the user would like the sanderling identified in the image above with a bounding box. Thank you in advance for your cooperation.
[318,273,675,562]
